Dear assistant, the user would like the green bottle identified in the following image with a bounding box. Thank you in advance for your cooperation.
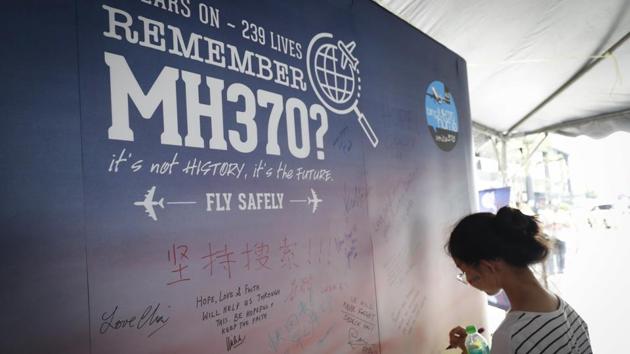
[465,325,490,354]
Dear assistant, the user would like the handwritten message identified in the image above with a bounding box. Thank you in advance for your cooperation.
[391,287,425,336]
[196,283,280,351]
[343,296,378,353]
[162,234,361,285]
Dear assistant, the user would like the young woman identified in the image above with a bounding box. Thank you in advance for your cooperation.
[446,206,591,353]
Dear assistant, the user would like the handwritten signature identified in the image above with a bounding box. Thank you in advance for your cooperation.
[99,303,170,338]
[348,328,376,353]
[226,334,246,351]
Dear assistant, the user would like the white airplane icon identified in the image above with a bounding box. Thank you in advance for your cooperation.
[307,188,322,213]
[289,188,323,213]
[133,186,164,221]
[428,86,451,105]
[337,40,359,71]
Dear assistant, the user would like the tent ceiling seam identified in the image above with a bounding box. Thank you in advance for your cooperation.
[514,108,630,137]
[505,31,630,136]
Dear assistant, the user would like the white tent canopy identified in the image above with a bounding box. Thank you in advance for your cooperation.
[375,0,630,139]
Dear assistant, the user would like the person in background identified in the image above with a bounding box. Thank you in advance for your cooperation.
[446,206,591,353]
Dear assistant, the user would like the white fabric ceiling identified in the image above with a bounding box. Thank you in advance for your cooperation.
[374,0,630,138]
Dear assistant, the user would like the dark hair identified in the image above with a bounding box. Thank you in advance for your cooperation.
[446,206,549,267]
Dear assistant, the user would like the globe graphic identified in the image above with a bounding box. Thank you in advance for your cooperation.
[314,43,356,105]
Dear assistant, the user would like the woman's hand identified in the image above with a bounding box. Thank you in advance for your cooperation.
[448,326,468,353]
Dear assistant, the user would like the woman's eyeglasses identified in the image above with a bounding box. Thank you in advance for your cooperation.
[456,271,468,284]
[456,271,480,285]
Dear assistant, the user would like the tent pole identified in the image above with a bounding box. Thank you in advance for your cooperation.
[524,133,549,165]
[501,139,508,186]
[491,137,509,186]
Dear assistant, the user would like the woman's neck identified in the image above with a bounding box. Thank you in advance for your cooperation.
[501,267,558,313]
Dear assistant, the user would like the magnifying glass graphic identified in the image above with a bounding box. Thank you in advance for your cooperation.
[307,33,379,147]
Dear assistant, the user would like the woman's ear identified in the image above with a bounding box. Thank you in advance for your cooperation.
[479,259,501,274]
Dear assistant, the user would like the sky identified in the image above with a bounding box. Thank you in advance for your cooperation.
[552,131,630,201]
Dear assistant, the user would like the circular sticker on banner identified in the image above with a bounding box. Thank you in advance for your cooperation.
[425,81,459,151]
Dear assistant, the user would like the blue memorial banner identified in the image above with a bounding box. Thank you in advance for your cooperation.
[3,1,477,353]
[78,2,381,352]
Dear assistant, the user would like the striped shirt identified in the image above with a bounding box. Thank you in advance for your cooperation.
[491,296,591,354]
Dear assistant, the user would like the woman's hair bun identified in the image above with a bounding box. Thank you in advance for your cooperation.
[447,206,549,267]
[494,206,539,239]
